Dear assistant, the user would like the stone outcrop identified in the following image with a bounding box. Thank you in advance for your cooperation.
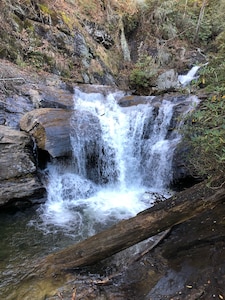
[0,125,44,208]
[155,69,179,92]
[0,62,76,208]
[0,60,74,129]
[20,108,73,158]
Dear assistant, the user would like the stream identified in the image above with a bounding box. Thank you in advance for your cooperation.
[0,86,199,299]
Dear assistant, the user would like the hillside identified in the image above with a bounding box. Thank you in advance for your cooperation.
[0,0,224,92]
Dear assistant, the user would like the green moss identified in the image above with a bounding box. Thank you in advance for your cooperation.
[60,12,73,30]
[38,3,59,26]
[12,14,24,31]
[24,19,35,32]
[16,55,27,67]
[39,4,52,15]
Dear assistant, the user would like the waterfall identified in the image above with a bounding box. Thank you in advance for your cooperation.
[37,87,199,239]
[178,65,200,86]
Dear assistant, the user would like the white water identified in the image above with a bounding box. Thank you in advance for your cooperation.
[178,66,200,86]
[36,88,198,240]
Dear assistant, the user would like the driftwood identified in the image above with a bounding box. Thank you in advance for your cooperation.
[40,180,225,275]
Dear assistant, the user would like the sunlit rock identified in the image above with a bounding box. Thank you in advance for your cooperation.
[20,108,73,158]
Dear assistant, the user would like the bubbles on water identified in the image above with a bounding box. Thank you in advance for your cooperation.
[37,163,154,239]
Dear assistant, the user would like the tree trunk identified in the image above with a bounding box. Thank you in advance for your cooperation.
[40,180,225,275]
[183,0,188,19]
[194,0,208,42]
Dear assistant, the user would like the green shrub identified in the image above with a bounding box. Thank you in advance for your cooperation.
[182,95,225,179]
[129,55,159,91]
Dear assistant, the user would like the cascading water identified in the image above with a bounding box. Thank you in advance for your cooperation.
[37,87,199,240]
[0,87,200,300]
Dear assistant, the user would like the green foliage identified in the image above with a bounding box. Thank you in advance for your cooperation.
[198,57,225,95]
[122,13,139,35]
[182,95,225,179]
[39,3,52,15]
[60,12,73,30]
[129,55,159,90]
[180,19,225,180]
[143,0,225,44]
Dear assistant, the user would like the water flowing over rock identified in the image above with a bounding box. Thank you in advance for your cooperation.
[0,125,44,208]
[178,65,201,86]
[31,87,200,240]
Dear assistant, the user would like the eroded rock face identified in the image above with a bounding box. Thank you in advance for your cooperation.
[20,108,73,158]
[0,125,44,208]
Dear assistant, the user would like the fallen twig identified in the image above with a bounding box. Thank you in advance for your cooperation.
[132,228,171,262]
[0,77,25,83]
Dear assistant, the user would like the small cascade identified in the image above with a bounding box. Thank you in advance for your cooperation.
[37,87,199,239]
[178,65,200,86]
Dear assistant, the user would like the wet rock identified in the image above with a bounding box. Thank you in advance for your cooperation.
[144,202,225,300]
[0,176,45,209]
[118,94,157,107]
[46,201,225,300]
[75,84,120,96]
[20,108,73,158]
[0,125,44,208]
[155,69,179,92]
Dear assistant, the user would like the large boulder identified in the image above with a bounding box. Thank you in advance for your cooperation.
[0,125,44,208]
[20,108,73,158]
[155,69,179,92]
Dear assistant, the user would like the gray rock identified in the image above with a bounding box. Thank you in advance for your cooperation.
[20,108,73,158]
[0,95,34,129]
[74,32,91,58]
[156,69,179,92]
[0,126,36,180]
[0,125,44,207]
[26,85,74,109]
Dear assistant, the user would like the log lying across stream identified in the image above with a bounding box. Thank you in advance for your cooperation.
[41,180,225,275]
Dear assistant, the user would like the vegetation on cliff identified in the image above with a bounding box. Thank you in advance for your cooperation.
[131,0,225,181]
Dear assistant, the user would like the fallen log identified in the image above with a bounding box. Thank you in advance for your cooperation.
[41,180,225,274]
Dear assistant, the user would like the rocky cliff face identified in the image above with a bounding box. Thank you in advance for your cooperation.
[0,0,126,87]
[0,0,206,90]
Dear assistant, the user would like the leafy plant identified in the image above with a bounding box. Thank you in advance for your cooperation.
[181,95,225,179]
[129,55,159,92]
